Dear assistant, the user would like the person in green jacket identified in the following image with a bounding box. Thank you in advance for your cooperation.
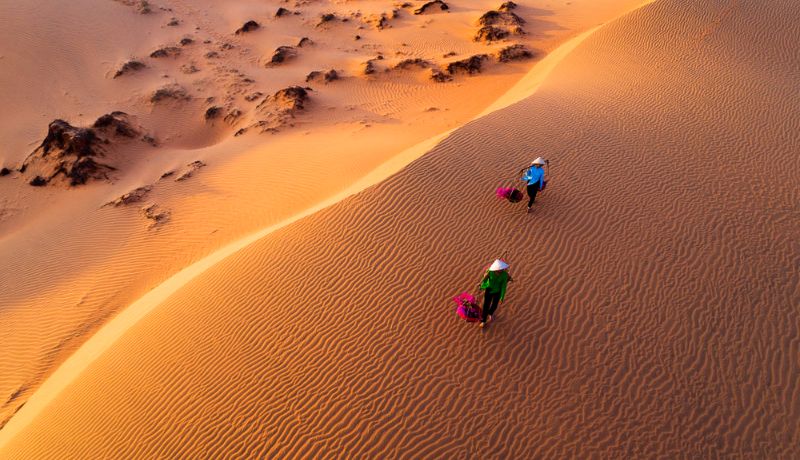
[478,259,513,327]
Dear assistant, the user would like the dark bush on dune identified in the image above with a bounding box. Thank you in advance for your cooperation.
[474,26,509,42]
[446,54,489,75]
[496,44,534,62]
[113,60,146,78]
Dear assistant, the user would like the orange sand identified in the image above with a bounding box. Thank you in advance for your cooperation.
[1,0,799,457]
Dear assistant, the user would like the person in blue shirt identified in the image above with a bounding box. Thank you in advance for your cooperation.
[520,157,548,212]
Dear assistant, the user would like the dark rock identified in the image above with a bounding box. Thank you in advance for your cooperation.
[363,59,378,75]
[205,51,220,59]
[160,170,175,179]
[414,0,449,15]
[0,167,11,176]
[205,106,223,120]
[262,86,308,111]
[318,13,336,26]
[393,58,432,70]
[275,7,291,17]
[306,69,339,83]
[297,37,314,47]
[21,119,120,186]
[474,25,509,42]
[446,54,489,75]
[106,185,152,207]
[269,46,297,65]
[496,44,533,62]
[150,46,181,58]
[141,203,170,228]
[235,20,260,34]
[430,68,453,82]
[166,17,179,26]
[498,1,517,11]
[220,42,235,50]
[151,84,189,103]
[355,35,361,40]
[113,60,146,79]
[369,14,389,29]
[93,112,139,138]
[179,37,194,46]
[253,86,310,132]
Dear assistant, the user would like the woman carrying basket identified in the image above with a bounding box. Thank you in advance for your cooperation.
[520,157,548,213]
[477,259,513,328]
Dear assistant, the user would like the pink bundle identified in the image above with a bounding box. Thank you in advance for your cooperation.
[453,292,482,322]
[496,187,524,203]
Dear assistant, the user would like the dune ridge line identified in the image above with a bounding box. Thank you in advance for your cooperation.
[0,0,657,448]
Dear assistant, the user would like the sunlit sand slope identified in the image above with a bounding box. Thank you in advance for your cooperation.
[3,0,799,457]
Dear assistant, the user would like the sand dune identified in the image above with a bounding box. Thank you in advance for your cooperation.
[0,0,647,432]
[1,0,797,457]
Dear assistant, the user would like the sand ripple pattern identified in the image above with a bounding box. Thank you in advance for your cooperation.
[3,0,800,457]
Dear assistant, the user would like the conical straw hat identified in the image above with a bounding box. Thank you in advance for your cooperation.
[489,259,509,271]
[531,157,546,165]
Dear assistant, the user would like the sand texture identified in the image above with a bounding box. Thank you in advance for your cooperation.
[1,0,799,457]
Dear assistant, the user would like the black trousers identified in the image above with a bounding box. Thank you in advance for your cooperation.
[526,183,540,207]
[482,290,501,322]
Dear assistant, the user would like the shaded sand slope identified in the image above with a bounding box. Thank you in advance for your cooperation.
[4,0,799,457]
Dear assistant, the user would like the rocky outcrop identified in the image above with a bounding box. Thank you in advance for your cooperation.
[141,203,170,228]
[496,44,534,62]
[149,46,181,58]
[268,46,297,65]
[0,167,10,176]
[414,0,449,14]
[306,69,339,83]
[262,86,308,111]
[297,37,314,47]
[20,113,146,186]
[113,60,146,78]
[235,20,260,35]
[93,112,141,138]
[254,86,310,132]
[179,37,194,46]
[275,7,292,17]
[175,160,206,181]
[446,54,489,75]
[105,185,152,207]
[317,13,337,27]
[365,13,389,29]
[205,106,223,120]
